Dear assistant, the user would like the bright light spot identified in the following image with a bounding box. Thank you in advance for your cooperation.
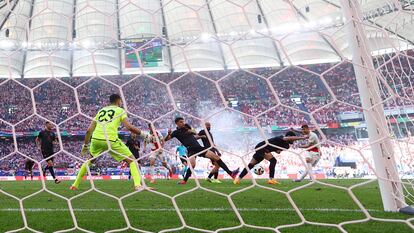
[58,42,65,47]
[82,39,93,48]
[200,33,211,42]
[21,42,28,48]
[0,40,14,49]
[320,17,333,25]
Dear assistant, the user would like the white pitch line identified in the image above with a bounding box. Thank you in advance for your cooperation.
[0,207,381,213]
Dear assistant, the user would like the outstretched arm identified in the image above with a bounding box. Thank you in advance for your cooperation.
[164,128,173,142]
[283,135,309,142]
[35,136,41,150]
[121,118,141,135]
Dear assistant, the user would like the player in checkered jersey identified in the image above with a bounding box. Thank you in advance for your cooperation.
[144,124,173,183]
[294,125,322,182]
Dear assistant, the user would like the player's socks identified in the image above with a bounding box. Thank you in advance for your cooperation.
[182,166,188,177]
[214,171,218,180]
[129,161,142,187]
[72,161,91,188]
[208,172,214,179]
[150,165,155,181]
[183,168,192,182]
[43,166,48,177]
[298,163,312,181]
[239,164,255,179]
[268,158,277,179]
[216,159,232,176]
[48,166,56,179]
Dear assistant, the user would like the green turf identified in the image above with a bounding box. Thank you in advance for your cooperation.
[0,179,413,233]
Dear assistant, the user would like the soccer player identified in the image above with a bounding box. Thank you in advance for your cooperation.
[176,145,188,176]
[144,124,173,183]
[70,94,146,191]
[126,133,141,180]
[164,117,238,185]
[234,131,308,185]
[24,159,35,180]
[294,125,322,182]
[198,122,222,183]
[35,121,60,184]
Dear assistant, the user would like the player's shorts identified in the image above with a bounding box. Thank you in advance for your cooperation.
[306,151,321,165]
[90,138,132,162]
[25,160,35,170]
[187,145,207,158]
[210,147,221,156]
[252,152,265,163]
[41,149,54,162]
[149,149,167,162]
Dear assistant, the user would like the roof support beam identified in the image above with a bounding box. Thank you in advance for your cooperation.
[69,0,76,78]
[205,0,227,69]
[256,0,284,67]
[0,0,19,31]
[289,1,343,59]
[323,0,414,47]
[115,0,123,75]
[159,0,174,72]
[21,0,35,78]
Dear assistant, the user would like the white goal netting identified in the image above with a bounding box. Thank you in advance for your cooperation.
[0,0,414,232]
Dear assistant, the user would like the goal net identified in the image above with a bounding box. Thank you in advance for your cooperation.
[0,0,413,232]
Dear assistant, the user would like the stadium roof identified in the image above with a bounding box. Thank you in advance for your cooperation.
[0,0,412,78]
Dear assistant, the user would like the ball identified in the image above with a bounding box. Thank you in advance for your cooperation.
[253,165,264,175]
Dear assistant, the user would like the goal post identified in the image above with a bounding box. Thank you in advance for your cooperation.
[340,0,410,212]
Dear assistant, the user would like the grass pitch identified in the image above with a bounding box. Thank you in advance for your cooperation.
[0,179,413,233]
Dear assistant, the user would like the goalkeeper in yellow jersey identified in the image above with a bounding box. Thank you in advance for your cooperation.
[70,94,148,191]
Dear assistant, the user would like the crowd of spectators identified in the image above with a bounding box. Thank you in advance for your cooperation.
[1,57,414,177]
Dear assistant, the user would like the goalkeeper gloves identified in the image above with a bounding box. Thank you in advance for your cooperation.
[81,144,90,155]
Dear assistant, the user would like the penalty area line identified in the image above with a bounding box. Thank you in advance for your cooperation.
[0,207,381,213]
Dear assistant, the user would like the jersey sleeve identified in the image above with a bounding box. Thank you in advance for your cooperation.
[36,131,42,139]
[171,130,177,139]
[119,108,127,122]
[309,133,318,145]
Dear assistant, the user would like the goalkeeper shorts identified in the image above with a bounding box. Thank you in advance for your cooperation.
[90,138,133,162]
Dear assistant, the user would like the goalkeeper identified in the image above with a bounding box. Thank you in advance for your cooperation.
[70,94,148,191]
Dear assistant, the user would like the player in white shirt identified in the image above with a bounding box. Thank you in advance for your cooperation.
[294,125,322,182]
[144,124,173,183]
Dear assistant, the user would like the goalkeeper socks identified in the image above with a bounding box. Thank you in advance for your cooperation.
[216,159,232,175]
[239,164,255,179]
[183,168,192,182]
[72,161,91,188]
[208,172,214,179]
[269,158,277,179]
[48,166,56,179]
[129,161,142,187]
